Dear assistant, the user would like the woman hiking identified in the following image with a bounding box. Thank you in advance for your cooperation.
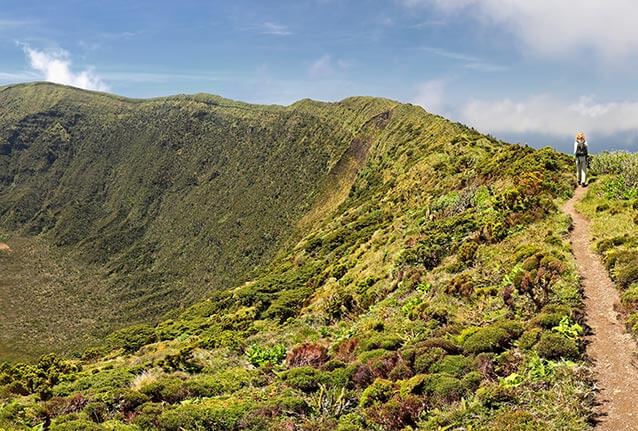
[574,132,588,187]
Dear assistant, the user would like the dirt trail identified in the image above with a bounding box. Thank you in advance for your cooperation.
[563,186,638,430]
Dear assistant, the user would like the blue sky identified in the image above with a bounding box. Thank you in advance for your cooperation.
[1,0,638,152]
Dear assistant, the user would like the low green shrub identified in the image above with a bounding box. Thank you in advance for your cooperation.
[156,400,252,431]
[359,379,396,408]
[359,334,403,352]
[463,327,511,354]
[106,324,157,353]
[623,285,638,307]
[139,376,189,404]
[420,373,465,403]
[245,343,286,368]
[280,366,321,393]
[476,383,515,407]
[49,417,106,431]
[429,355,475,377]
[364,394,425,431]
[535,332,579,360]
[612,250,638,287]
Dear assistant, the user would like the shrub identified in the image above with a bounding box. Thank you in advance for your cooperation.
[531,312,565,329]
[476,383,515,407]
[397,242,445,270]
[421,373,465,403]
[131,402,164,429]
[139,377,189,404]
[263,287,313,321]
[118,390,149,415]
[535,332,579,360]
[156,401,252,431]
[359,379,396,408]
[429,355,475,377]
[621,285,638,306]
[445,273,474,297]
[359,334,403,352]
[463,327,511,354]
[106,324,157,353]
[412,347,447,374]
[364,395,425,431]
[457,240,479,264]
[49,417,106,431]
[245,344,286,368]
[158,348,203,373]
[462,371,482,391]
[334,338,358,362]
[612,250,638,288]
[84,400,109,423]
[387,362,413,381]
[597,235,629,254]
[512,253,564,310]
[44,394,88,417]
[286,343,329,368]
[367,352,401,379]
[280,367,321,393]
[517,328,541,350]
[494,320,524,338]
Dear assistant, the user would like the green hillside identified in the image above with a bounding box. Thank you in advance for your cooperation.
[0,83,398,359]
[0,83,595,430]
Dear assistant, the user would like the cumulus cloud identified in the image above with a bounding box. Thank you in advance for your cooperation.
[412,79,447,114]
[401,0,638,60]
[459,94,638,138]
[22,45,109,91]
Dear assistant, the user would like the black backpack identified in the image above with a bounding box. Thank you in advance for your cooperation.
[576,141,588,157]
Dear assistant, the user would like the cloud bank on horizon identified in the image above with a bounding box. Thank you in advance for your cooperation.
[404,0,638,146]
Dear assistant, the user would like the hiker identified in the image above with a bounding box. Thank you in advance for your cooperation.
[574,132,588,187]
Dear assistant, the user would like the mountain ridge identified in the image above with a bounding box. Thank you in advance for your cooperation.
[0,82,434,359]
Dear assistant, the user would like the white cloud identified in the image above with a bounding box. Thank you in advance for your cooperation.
[22,45,108,91]
[459,94,638,137]
[401,0,638,60]
[261,22,292,36]
[412,79,446,114]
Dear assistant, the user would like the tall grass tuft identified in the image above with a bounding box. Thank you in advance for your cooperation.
[590,151,638,187]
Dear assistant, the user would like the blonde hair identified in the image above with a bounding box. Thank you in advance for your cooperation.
[576,132,586,142]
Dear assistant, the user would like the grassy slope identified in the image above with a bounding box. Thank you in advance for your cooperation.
[0,86,595,430]
[0,83,397,359]
[576,153,638,338]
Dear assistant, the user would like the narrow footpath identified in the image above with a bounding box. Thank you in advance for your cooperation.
[563,186,638,430]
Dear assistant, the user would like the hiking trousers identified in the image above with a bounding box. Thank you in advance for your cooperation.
[576,156,587,185]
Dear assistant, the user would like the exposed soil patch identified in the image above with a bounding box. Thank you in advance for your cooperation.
[563,186,638,430]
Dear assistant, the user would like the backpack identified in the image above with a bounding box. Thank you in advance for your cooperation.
[576,141,588,157]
